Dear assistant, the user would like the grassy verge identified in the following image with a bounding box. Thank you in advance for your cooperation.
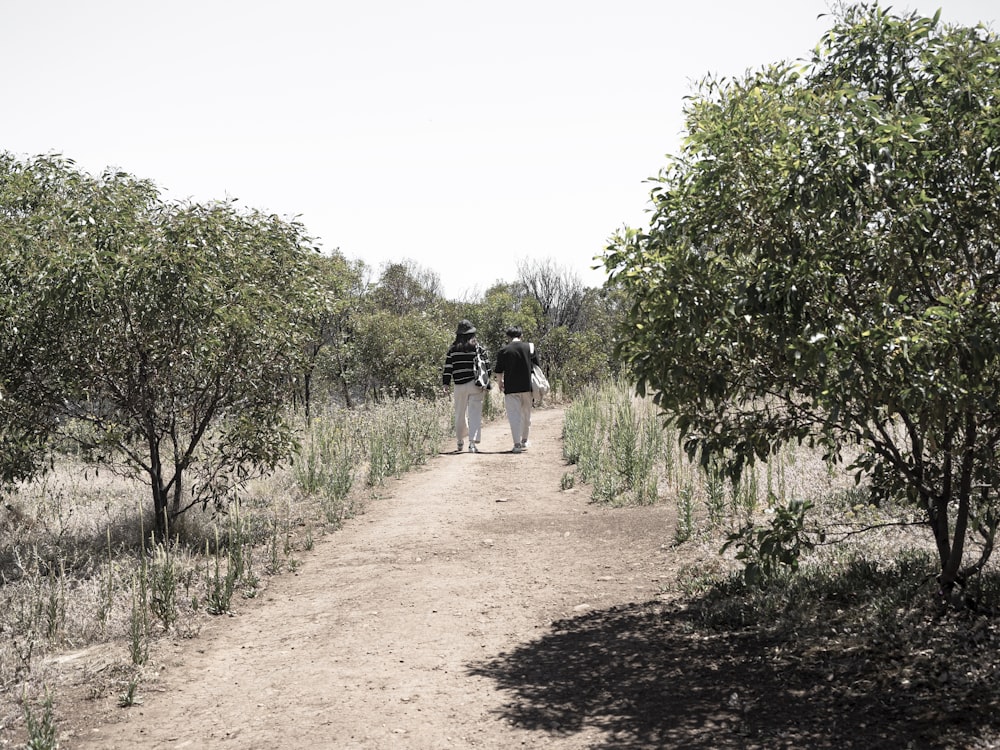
[562,379,854,532]
[1,395,451,745]
[562,379,1000,746]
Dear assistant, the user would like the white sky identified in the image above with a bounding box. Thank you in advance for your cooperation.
[3,1,997,299]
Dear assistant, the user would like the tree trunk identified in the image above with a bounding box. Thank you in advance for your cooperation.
[303,369,312,422]
[939,413,977,593]
[151,477,169,544]
[148,433,169,543]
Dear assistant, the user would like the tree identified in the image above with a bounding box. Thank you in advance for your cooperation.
[348,309,450,400]
[0,153,84,490]
[473,282,542,360]
[516,258,586,335]
[1,154,324,540]
[299,250,366,413]
[370,260,444,316]
[603,5,1000,593]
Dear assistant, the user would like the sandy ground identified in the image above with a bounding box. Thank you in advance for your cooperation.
[64,406,686,749]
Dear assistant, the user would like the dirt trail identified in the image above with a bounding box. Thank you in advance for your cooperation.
[68,407,682,749]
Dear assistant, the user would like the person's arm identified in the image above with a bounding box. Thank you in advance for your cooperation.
[493,349,504,392]
[442,351,453,387]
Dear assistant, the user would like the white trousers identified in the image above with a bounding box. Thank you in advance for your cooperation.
[503,391,533,446]
[453,381,485,444]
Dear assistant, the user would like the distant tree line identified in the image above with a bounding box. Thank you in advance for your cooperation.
[307,255,623,408]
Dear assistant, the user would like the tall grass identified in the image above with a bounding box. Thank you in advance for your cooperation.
[562,379,860,544]
[0,394,453,744]
[298,397,450,495]
[562,380,664,506]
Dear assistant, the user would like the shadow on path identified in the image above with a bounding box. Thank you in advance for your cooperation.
[468,599,1000,749]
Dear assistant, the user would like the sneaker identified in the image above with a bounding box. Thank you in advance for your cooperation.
[457,442,464,452]
[520,440,529,451]
[512,444,523,453]
[469,443,479,453]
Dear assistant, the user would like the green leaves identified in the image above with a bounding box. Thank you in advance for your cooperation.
[723,498,819,586]
[603,6,1000,584]
[0,154,326,538]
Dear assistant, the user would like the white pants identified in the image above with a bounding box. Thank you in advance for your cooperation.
[503,391,532,446]
[453,381,485,444]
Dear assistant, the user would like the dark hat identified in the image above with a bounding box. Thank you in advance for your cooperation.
[456,319,476,336]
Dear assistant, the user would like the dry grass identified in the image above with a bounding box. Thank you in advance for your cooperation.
[2,396,452,744]
[0,458,324,735]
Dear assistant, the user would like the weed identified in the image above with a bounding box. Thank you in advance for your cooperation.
[149,544,178,631]
[128,576,149,665]
[118,675,142,707]
[722,498,821,586]
[204,530,237,615]
[22,689,58,750]
[674,483,695,544]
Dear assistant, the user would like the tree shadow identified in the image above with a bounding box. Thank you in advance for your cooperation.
[467,599,1000,749]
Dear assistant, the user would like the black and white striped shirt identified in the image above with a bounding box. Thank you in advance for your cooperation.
[443,344,489,385]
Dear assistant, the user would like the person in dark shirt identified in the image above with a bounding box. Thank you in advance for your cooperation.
[492,325,539,453]
[442,319,490,453]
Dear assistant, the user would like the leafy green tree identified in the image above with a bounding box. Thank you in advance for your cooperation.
[349,310,450,400]
[473,282,542,360]
[369,259,445,316]
[300,250,366,412]
[1,154,323,540]
[81,200,321,540]
[604,5,1000,593]
[0,154,93,482]
[329,260,452,401]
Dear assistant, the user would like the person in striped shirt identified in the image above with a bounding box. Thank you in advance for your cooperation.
[442,319,490,453]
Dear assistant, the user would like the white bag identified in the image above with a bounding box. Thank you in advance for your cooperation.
[530,364,550,404]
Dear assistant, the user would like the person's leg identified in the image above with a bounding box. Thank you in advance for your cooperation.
[454,385,470,448]
[518,392,532,447]
[504,392,522,449]
[468,387,484,447]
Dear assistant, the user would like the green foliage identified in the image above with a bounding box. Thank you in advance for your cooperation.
[148,544,179,630]
[604,6,1000,587]
[722,498,820,586]
[298,251,367,413]
[0,154,323,540]
[350,310,451,401]
[294,397,448,504]
[118,675,142,708]
[294,416,360,523]
[203,528,238,615]
[511,262,623,398]
[128,574,149,665]
[674,483,695,544]
[474,282,543,358]
[363,398,448,485]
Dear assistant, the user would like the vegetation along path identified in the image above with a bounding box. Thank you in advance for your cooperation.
[56,405,1000,749]
[67,406,683,749]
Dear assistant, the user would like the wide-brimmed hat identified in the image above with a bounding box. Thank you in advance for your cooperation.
[456,319,476,336]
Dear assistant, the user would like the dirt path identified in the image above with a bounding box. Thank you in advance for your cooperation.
[68,407,684,749]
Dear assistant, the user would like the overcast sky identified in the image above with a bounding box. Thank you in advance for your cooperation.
[4,1,997,298]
